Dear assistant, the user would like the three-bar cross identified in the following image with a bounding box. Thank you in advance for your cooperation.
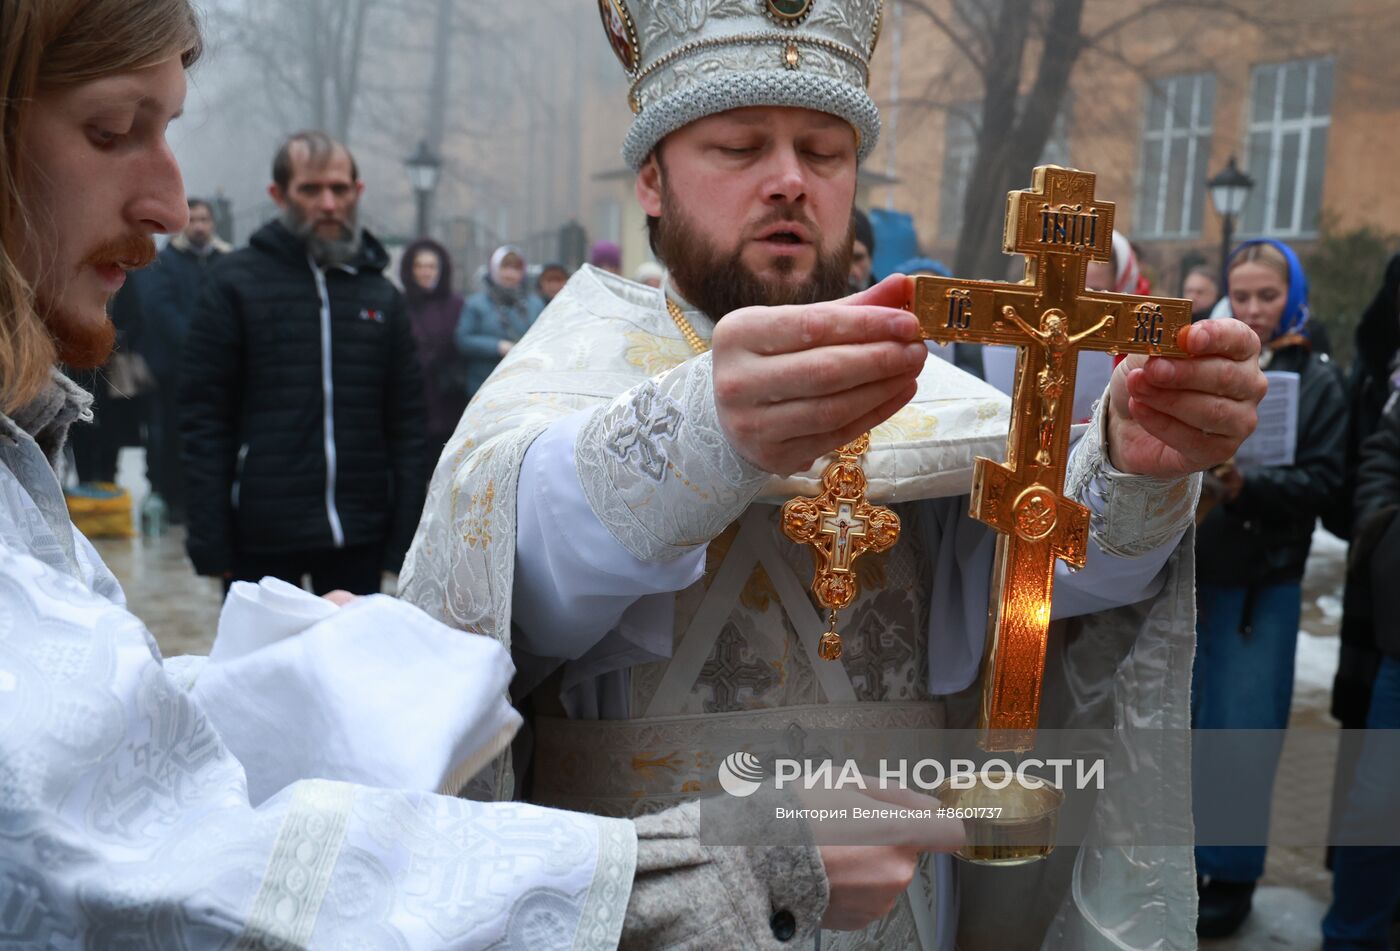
[909,166,1193,752]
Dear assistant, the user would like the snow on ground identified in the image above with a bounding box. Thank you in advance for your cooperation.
[1295,527,1347,697]
[1294,629,1342,695]
[1308,528,1348,560]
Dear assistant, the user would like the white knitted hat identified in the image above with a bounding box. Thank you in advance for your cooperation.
[596,0,885,170]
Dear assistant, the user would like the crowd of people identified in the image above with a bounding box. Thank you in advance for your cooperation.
[3,0,1397,948]
[65,137,671,599]
[46,120,1400,951]
[74,211,668,525]
[53,123,1400,951]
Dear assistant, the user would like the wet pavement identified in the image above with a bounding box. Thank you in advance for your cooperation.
[97,449,220,656]
[98,528,222,655]
[96,448,1365,950]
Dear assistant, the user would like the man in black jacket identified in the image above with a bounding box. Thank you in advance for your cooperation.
[180,130,426,594]
[139,197,230,523]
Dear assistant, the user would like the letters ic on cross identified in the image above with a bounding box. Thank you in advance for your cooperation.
[908,166,1193,752]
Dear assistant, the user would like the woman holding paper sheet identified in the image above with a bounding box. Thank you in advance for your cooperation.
[1191,238,1348,938]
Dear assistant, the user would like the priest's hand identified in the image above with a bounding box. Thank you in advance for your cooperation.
[711,274,926,475]
[1106,317,1267,477]
[800,780,964,930]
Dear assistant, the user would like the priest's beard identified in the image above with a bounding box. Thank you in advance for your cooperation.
[282,205,362,268]
[655,197,853,323]
[41,233,156,368]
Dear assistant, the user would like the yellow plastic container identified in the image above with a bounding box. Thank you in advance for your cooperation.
[65,482,135,539]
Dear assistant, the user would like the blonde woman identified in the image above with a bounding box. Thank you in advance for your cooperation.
[1192,239,1348,937]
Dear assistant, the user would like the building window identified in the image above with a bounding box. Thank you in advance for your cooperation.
[938,102,1070,242]
[1242,58,1334,238]
[1134,72,1215,239]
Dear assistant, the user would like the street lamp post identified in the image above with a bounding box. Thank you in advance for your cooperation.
[405,139,442,239]
[1207,155,1255,273]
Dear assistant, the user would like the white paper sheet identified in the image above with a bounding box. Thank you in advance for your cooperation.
[1235,370,1299,467]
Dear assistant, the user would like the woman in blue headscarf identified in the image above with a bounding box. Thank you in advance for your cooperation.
[1192,239,1348,938]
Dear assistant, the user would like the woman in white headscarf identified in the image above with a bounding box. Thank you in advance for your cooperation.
[454,245,543,400]
[1085,230,1149,295]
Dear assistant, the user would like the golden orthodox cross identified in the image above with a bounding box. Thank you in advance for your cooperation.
[781,434,900,662]
[909,166,1193,752]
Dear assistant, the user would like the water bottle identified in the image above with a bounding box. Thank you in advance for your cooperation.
[141,492,168,540]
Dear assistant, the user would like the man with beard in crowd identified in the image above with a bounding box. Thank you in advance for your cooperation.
[402,2,1268,948]
[181,131,426,596]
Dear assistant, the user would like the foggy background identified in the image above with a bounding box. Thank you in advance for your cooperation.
[171,0,629,282]
[167,0,1400,363]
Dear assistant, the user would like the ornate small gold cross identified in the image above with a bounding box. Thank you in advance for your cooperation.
[781,434,899,661]
[909,165,1193,752]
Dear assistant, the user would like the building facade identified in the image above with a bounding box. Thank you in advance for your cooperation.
[424,0,1400,301]
[863,0,1400,294]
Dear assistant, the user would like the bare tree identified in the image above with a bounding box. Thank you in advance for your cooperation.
[191,0,606,251]
[898,0,1307,277]
[426,0,453,150]
[214,0,382,142]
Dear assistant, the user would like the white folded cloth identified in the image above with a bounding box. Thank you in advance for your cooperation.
[193,578,520,806]
[208,576,338,663]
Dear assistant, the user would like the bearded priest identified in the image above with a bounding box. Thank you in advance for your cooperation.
[403,2,1267,948]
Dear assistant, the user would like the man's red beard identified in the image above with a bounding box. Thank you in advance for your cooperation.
[655,192,854,324]
[41,233,156,368]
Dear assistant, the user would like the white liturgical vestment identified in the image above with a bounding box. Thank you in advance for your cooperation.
[403,268,1205,951]
[0,373,634,950]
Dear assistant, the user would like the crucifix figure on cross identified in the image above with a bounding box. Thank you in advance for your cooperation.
[997,304,1116,465]
[908,165,1193,752]
[820,501,867,572]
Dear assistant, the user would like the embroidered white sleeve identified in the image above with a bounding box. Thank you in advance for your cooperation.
[574,351,770,563]
[514,409,705,663]
[1065,398,1202,559]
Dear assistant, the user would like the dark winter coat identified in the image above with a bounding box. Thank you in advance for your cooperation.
[179,220,427,577]
[138,232,232,385]
[1351,397,1400,658]
[1327,256,1400,540]
[1329,254,1400,721]
[454,280,542,398]
[1196,343,1347,587]
[400,239,467,446]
